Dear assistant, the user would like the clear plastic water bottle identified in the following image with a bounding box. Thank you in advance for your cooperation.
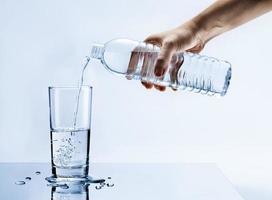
[90,38,231,96]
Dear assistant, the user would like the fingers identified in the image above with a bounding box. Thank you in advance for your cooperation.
[154,42,175,77]
[142,35,178,92]
[143,43,166,92]
[144,35,162,46]
[141,49,166,91]
[143,37,175,92]
[141,81,153,89]
[139,26,206,92]
[169,54,183,91]
[142,36,162,91]
[141,51,153,89]
[127,47,155,90]
[186,43,204,53]
[154,85,166,91]
[127,48,140,80]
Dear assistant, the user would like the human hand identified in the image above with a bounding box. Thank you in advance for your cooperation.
[127,0,272,92]
[128,22,206,91]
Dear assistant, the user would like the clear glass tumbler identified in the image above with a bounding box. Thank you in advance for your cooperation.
[46,86,92,183]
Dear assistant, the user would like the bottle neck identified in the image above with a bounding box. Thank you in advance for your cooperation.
[90,44,104,60]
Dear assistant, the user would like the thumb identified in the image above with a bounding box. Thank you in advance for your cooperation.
[154,42,175,77]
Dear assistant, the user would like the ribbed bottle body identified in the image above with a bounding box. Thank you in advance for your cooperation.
[91,39,231,96]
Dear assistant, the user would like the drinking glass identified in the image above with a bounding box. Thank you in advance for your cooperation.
[46,86,92,183]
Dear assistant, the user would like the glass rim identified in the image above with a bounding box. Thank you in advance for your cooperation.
[48,85,93,90]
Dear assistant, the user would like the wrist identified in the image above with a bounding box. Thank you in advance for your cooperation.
[175,20,207,47]
[190,13,229,44]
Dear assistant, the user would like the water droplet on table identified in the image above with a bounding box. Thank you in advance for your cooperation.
[35,171,41,175]
[95,185,102,190]
[15,181,26,185]
[25,177,31,181]
[106,183,114,187]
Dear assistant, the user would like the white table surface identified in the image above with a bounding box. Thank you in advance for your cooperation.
[0,163,244,200]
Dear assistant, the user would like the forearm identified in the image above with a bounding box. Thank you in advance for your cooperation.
[188,0,272,43]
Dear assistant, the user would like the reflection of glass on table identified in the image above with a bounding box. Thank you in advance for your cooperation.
[51,183,89,200]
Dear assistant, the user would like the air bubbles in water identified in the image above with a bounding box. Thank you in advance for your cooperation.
[15,181,26,185]
[25,177,31,181]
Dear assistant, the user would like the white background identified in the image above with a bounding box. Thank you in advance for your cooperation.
[1,0,272,199]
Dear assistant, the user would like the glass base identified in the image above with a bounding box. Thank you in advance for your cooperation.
[52,165,89,178]
[46,165,91,184]
[45,175,93,184]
